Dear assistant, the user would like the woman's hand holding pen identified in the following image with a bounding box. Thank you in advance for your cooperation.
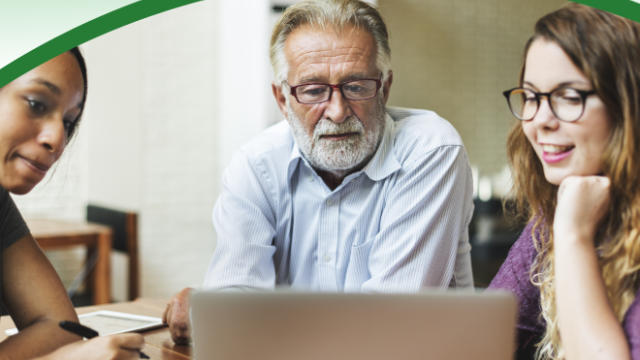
[33,334,146,360]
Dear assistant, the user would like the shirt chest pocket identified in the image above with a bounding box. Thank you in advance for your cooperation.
[343,238,374,292]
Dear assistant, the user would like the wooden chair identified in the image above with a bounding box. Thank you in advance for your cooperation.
[86,205,140,301]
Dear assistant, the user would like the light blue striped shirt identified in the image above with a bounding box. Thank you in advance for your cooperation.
[203,107,474,292]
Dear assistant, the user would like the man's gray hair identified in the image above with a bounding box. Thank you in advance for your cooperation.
[270,0,391,85]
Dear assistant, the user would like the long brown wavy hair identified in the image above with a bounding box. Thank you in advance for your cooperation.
[506,3,640,359]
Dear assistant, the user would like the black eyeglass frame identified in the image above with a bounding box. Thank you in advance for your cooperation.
[502,87,597,122]
[287,77,383,105]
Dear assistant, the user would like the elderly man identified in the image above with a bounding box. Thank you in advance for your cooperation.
[163,0,474,344]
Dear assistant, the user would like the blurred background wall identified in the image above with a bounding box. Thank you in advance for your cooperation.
[11,0,568,300]
[380,0,567,185]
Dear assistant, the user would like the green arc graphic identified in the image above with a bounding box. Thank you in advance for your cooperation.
[572,0,640,23]
[0,0,202,89]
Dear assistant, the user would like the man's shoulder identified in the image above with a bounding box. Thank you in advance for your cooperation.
[387,107,465,162]
[388,107,463,148]
[238,120,294,160]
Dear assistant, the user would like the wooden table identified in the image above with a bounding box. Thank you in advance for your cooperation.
[0,298,191,360]
[26,218,113,305]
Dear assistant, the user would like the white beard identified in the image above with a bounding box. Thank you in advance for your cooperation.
[287,97,386,174]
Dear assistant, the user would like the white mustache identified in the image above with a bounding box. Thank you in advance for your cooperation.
[314,117,364,139]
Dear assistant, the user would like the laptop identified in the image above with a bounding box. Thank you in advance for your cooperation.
[191,291,516,360]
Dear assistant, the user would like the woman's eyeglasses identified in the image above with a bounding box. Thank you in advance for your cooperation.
[503,87,596,122]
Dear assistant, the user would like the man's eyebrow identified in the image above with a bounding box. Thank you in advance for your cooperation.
[298,75,323,84]
[344,73,370,81]
[29,79,62,95]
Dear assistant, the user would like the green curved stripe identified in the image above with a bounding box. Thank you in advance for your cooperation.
[0,0,203,88]
[572,0,640,23]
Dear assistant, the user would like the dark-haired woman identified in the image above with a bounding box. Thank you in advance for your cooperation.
[490,3,640,360]
[0,49,144,360]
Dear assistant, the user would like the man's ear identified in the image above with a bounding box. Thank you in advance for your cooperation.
[382,70,393,104]
[272,82,289,118]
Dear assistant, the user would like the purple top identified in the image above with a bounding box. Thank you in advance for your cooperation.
[488,220,640,358]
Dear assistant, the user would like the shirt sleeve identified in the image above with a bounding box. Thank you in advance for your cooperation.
[357,145,473,292]
[488,220,545,350]
[0,187,30,252]
[202,150,278,291]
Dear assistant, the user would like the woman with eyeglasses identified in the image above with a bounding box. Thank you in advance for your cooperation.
[489,4,640,360]
[0,50,145,359]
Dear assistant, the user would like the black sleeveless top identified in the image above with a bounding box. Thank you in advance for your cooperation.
[0,186,30,307]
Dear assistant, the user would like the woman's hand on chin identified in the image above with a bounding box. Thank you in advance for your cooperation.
[552,175,630,360]
[553,175,610,243]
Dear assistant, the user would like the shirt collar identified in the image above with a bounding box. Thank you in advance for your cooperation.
[287,139,304,182]
[361,113,401,181]
[287,112,401,182]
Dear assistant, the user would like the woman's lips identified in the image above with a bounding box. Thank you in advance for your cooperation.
[541,144,575,164]
[19,156,50,176]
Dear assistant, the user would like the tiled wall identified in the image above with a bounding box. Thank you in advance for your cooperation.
[137,1,220,297]
[379,0,568,178]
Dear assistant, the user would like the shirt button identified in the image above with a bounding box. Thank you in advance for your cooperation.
[323,254,331,262]
[326,199,333,205]
[308,176,314,182]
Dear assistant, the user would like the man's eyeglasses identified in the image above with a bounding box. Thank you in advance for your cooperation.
[288,78,382,104]
[502,87,596,122]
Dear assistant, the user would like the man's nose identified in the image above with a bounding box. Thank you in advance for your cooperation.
[323,88,352,124]
[37,117,66,155]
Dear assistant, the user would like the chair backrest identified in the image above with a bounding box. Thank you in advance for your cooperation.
[86,205,139,300]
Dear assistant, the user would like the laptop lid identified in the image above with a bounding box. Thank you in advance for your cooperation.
[191,291,516,360]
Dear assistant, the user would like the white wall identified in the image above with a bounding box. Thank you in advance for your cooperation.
[83,0,276,299]
[83,23,143,211]
[83,0,225,299]
[219,0,272,171]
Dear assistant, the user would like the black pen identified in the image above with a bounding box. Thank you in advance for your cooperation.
[59,321,150,359]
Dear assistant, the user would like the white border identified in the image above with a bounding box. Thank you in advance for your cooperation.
[77,310,164,335]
